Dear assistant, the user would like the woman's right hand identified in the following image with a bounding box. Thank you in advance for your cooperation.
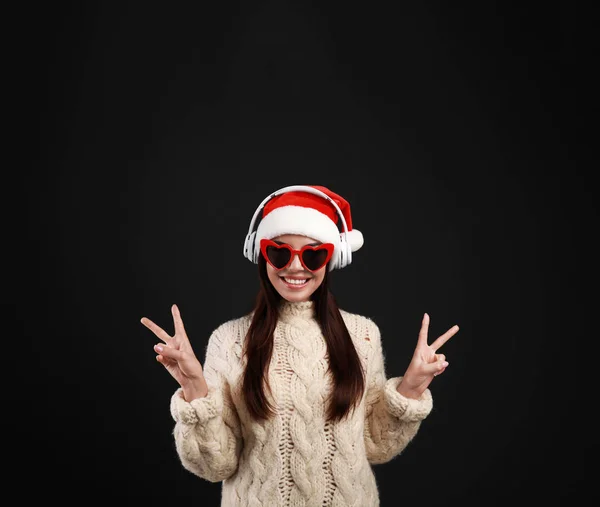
[141,304,208,401]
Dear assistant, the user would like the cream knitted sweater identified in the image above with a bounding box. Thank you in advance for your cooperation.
[169,301,433,506]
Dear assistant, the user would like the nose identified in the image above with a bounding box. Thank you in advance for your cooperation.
[289,252,304,270]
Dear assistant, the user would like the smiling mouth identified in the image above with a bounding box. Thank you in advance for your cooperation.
[280,276,310,287]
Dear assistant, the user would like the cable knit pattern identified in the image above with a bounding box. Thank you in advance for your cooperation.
[169,301,433,506]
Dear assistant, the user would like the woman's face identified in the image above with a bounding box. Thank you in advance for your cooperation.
[265,234,328,303]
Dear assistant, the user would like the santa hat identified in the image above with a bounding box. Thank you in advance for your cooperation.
[254,185,364,267]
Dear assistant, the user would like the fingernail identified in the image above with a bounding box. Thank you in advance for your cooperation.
[442,361,449,367]
[155,344,163,352]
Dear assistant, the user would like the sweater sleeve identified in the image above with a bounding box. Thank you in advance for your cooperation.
[169,324,243,482]
[363,319,433,465]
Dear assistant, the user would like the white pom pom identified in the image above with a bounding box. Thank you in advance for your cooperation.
[344,229,364,252]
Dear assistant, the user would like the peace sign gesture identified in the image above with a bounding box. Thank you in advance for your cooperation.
[396,313,459,399]
[141,304,208,401]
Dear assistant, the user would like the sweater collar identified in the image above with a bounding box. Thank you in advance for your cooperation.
[279,300,316,323]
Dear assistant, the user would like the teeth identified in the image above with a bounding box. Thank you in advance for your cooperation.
[284,278,308,285]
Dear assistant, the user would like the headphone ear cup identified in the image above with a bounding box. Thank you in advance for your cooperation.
[339,239,352,269]
[332,240,346,270]
[337,244,345,269]
[253,238,260,263]
[252,232,259,263]
[244,231,258,263]
[328,244,339,270]
[345,242,352,267]
[330,249,339,270]
[243,234,250,261]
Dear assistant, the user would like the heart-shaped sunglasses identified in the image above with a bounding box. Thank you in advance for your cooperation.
[260,239,334,272]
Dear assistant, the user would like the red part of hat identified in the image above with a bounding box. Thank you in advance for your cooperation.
[262,185,354,232]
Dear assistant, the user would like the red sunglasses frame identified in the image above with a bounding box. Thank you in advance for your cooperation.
[259,239,335,272]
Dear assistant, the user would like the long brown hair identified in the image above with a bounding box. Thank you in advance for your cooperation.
[242,255,365,423]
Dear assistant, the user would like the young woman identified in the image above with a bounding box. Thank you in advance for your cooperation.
[140,184,459,506]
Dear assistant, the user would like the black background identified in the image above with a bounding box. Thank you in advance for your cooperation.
[15,1,593,504]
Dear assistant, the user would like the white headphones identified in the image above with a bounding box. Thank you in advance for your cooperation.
[242,185,354,271]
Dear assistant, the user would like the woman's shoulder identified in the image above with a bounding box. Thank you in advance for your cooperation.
[205,313,252,362]
[211,313,253,341]
[339,308,381,346]
[206,313,251,348]
[213,312,253,331]
[339,308,379,328]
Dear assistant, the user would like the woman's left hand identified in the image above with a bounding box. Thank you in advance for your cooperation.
[396,313,459,399]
